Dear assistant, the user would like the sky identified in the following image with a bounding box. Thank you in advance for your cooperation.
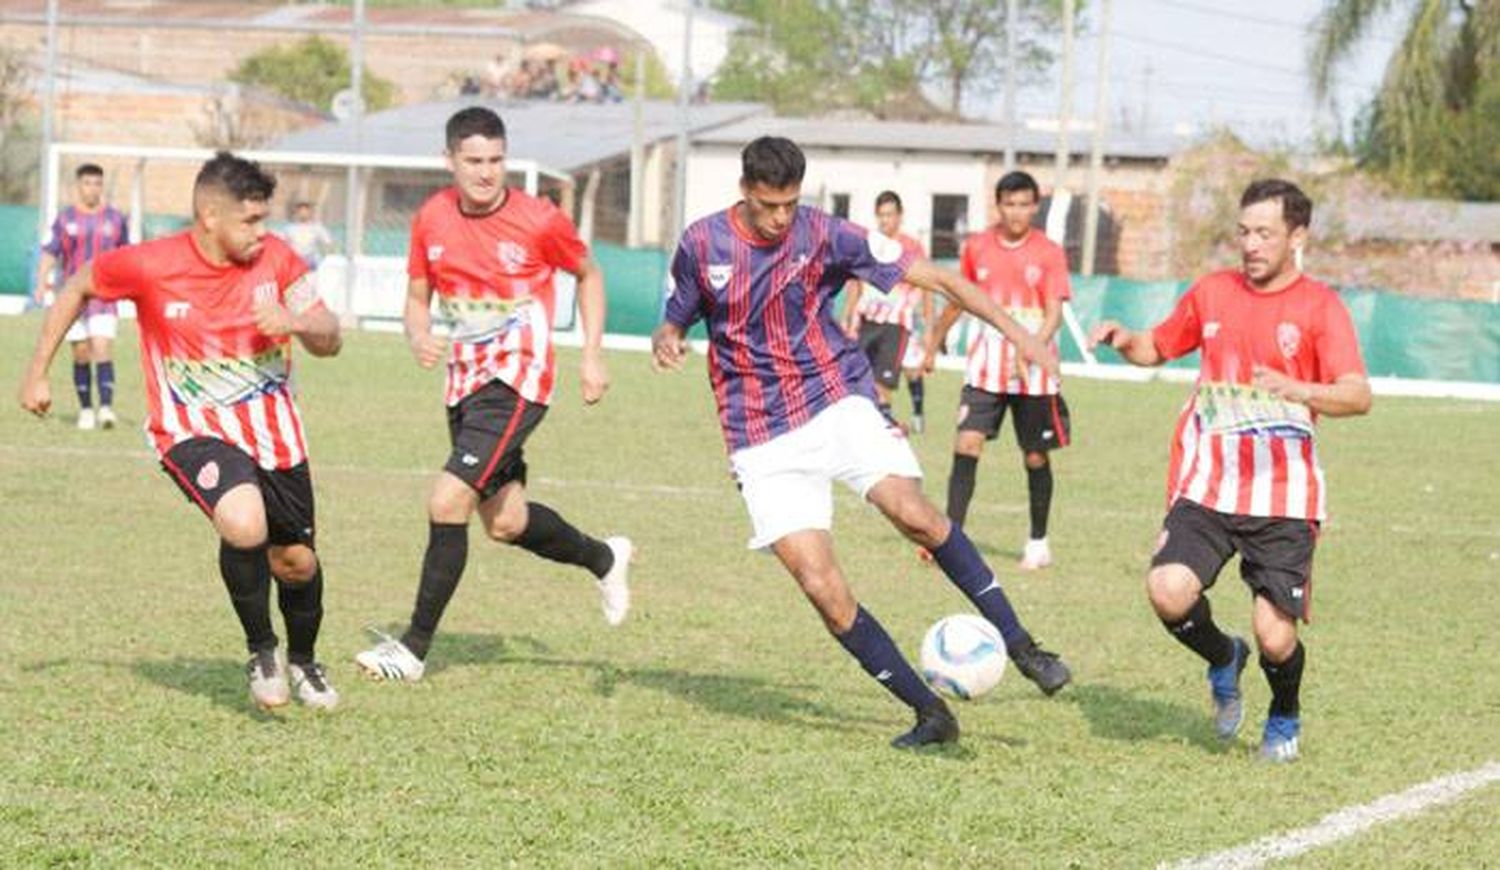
[973,0,1408,150]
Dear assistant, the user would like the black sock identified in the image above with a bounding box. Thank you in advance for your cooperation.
[946,454,979,526]
[402,522,469,660]
[1261,641,1306,718]
[1161,596,1234,667]
[96,361,115,407]
[1026,461,1053,539]
[219,542,276,654]
[72,362,92,409]
[835,606,940,711]
[908,377,924,416]
[877,401,894,422]
[514,502,613,578]
[276,565,324,666]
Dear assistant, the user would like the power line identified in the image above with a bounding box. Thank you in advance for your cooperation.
[1140,0,1403,43]
[1112,30,1309,79]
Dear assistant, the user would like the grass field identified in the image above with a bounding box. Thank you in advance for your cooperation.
[2,312,1497,866]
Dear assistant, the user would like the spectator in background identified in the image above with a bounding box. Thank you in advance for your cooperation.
[283,201,334,271]
[459,75,481,97]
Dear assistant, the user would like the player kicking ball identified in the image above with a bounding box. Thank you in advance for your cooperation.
[652,137,1072,750]
[19,153,344,711]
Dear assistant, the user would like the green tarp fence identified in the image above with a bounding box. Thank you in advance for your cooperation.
[4,205,1495,385]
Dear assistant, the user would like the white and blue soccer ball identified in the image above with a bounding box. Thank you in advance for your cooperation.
[919,614,1007,700]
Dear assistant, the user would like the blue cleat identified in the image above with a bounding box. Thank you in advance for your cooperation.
[1207,636,1249,739]
[1258,715,1301,763]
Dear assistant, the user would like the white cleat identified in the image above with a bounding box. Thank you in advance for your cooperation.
[354,630,426,682]
[97,406,117,429]
[289,661,340,711]
[76,408,97,431]
[247,648,291,710]
[598,536,633,627]
[1019,537,1053,571]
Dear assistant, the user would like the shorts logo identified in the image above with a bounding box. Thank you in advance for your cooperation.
[708,264,732,290]
[1153,528,1169,556]
[461,453,480,466]
[1277,322,1302,358]
[867,232,902,265]
[196,461,220,491]
[497,241,527,275]
[1024,264,1043,289]
[1042,429,1054,440]
[1291,586,1305,599]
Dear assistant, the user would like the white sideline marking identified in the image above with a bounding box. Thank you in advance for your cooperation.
[1167,761,1500,869]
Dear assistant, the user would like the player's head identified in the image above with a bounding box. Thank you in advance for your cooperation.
[74,163,104,209]
[994,171,1040,241]
[445,107,507,213]
[874,190,903,237]
[739,136,805,243]
[292,201,314,221]
[1238,178,1311,287]
[193,151,277,265]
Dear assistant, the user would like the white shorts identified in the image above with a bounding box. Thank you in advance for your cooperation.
[901,332,926,371]
[730,395,923,550]
[64,312,117,343]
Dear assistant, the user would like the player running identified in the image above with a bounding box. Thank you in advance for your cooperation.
[356,107,631,683]
[19,152,344,711]
[1090,179,1371,762]
[652,137,1072,751]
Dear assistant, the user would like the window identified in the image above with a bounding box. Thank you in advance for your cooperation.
[830,193,851,219]
[930,194,970,259]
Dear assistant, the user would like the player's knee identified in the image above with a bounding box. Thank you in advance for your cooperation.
[271,549,318,583]
[486,511,526,543]
[217,515,269,550]
[1024,451,1048,470]
[427,481,474,524]
[1146,566,1198,619]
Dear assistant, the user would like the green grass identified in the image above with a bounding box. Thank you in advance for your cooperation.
[1,313,1498,866]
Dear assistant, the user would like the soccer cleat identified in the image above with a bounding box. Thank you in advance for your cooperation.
[910,414,925,434]
[246,648,290,710]
[598,536,633,627]
[1257,715,1301,763]
[1011,641,1072,695]
[288,661,339,711]
[76,408,96,431]
[355,630,426,682]
[1208,636,1249,739]
[1018,537,1053,570]
[915,546,934,565]
[97,406,116,429]
[891,700,960,750]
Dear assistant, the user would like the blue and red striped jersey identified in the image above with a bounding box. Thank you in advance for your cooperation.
[43,205,130,277]
[666,204,917,452]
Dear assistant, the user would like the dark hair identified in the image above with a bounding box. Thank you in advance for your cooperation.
[995,171,1040,201]
[1240,178,1312,230]
[741,136,805,188]
[446,106,507,151]
[874,190,903,212]
[76,163,103,180]
[194,151,276,202]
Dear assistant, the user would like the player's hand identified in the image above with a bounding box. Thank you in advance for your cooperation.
[580,346,609,404]
[409,332,449,369]
[253,299,296,337]
[1015,333,1060,378]
[842,315,860,340]
[1088,320,1131,350]
[18,374,51,417]
[921,347,937,375]
[1252,364,1312,404]
[651,324,688,372]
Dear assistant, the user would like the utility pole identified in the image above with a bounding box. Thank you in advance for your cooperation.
[1081,0,1112,277]
[1052,0,1075,196]
[342,0,365,324]
[1002,0,1018,172]
[672,1,695,246]
[37,0,59,244]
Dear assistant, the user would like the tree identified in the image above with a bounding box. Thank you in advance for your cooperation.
[1309,1,1500,198]
[0,44,39,204]
[231,36,398,115]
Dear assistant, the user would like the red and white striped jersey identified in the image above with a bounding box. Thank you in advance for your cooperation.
[856,233,926,330]
[407,187,587,407]
[91,233,318,470]
[958,229,1071,395]
[1152,270,1366,521]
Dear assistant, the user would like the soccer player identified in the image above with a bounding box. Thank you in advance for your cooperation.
[652,137,1072,750]
[34,163,130,431]
[19,152,344,711]
[282,201,334,270]
[840,191,932,432]
[1089,179,1371,762]
[355,107,631,682]
[925,171,1071,571]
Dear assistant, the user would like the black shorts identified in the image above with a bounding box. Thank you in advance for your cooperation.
[160,437,316,548]
[445,379,548,501]
[956,386,1071,452]
[1151,499,1319,621]
[858,321,909,389]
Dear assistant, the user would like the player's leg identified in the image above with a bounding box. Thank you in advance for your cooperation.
[385,470,479,672]
[770,528,957,749]
[67,320,94,428]
[262,463,336,710]
[87,315,117,428]
[1014,394,1070,570]
[1238,518,1317,762]
[1148,500,1248,739]
[862,323,903,425]
[946,386,1001,527]
[903,370,925,434]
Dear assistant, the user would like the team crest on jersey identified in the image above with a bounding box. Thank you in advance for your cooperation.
[708,264,732,290]
[497,241,528,275]
[252,281,278,305]
[1276,322,1302,358]
[1024,264,1043,289]
[65,222,79,236]
[428,245,444,262]
[867,232,902,265]
[976,267,990,282]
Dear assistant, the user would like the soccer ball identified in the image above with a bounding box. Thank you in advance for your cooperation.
[919,614,1007,700]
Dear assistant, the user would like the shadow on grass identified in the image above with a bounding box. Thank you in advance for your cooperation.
[132,657,289,724]
[1062,682,1230,753]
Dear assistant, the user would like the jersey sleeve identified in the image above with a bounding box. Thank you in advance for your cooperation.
[89,245,145,302]
[830,217,913,293]
[958,236,978,283]
[663,235,705,329]
[1314,292,1366,381]
[1045,243,1072,301]
[406,212,431,281]
[536,207,588,274]
[1151,281,1203,361]
[274,244,322,316]
[41,214,64,257]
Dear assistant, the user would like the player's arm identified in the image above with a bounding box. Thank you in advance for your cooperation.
[1038,290,1063,344]
[570,256,609,404]
[19,266,96,415]
[1087,321,1165,366]
[1251,369,1371,417]
[254,275,342,356]
[651,320,688,372]
[33,252,57,304]
[840,279,863,338]
[403,277,448,369]
[903,257,1058,377]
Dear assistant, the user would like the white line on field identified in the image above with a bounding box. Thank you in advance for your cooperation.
[1166,760,1500,869]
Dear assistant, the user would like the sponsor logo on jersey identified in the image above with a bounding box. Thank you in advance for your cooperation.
[708,264,732,290]
[1203,321,1221,339]
[976,267,990,282]
[165,301,192,319]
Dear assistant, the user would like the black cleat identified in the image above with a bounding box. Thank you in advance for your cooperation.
[1011,642,1072,696]
[891,700,961,750]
